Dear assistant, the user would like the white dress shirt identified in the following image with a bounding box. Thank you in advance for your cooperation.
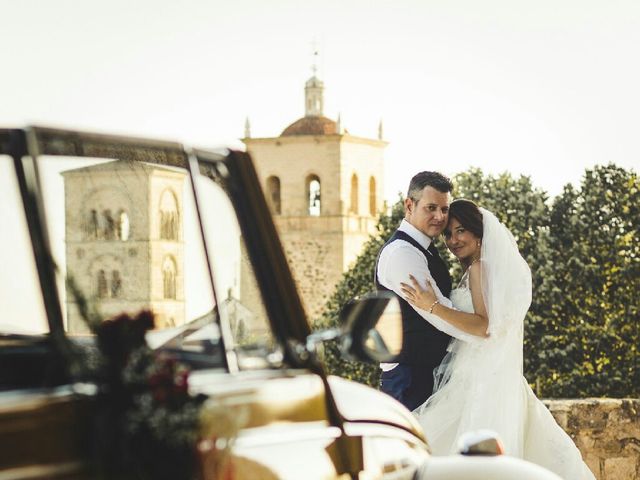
[378,220,476,371]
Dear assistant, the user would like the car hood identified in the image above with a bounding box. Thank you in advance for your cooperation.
[327,375,426,441]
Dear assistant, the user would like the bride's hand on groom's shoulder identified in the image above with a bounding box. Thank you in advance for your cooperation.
[400,275,436,310]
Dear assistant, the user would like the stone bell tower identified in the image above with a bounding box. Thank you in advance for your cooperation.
[242,72,387,319]
[62,160,186,332]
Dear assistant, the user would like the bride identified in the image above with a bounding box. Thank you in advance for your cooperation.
[400,199,595,480]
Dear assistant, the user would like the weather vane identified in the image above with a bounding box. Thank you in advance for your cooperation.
[311,39,319,76]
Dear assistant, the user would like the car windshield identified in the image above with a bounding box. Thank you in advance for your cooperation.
[1,141,280,371]
[192,158,280,369]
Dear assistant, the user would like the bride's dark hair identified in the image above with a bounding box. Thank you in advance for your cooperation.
[446,199,483,239]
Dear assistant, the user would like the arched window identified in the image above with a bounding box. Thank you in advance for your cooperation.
[369,176,377,216]
[266,176,281,215]
[103,209,115,240]
[306,175,321,216]
[111,270,122,297]
[350,174,359,214]
[162,256,177,299]
[117,210,130,241]
[159,190,179,241]
[88,209,99,239]
[97,270,108,298]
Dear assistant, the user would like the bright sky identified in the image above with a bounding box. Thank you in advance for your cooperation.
[2,0,639,201]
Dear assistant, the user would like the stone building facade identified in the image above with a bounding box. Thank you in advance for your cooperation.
[243,74,386,319]
[63,160,186,332]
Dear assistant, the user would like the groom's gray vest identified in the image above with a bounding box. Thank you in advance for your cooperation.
[375,230,452,368]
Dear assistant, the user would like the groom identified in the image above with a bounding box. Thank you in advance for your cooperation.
[375,171,455,411]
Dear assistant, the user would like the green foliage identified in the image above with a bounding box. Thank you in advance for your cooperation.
[315,164,639,398]
[533,165,640,397]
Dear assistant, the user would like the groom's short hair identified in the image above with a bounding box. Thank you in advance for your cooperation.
[407,171,453,202]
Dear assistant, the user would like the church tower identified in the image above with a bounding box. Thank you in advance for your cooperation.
[243,73,387,319]
[62,161,186,332]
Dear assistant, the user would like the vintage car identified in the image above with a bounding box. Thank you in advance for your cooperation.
[0,127,560,479]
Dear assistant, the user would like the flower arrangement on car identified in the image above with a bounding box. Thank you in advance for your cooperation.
[66,279,209,479]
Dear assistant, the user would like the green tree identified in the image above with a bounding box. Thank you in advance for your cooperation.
[535,164,640,397]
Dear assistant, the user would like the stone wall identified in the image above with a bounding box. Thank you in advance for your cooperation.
[278,228,341,319]
[545,398,639,479]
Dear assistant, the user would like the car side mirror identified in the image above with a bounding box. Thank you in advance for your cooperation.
[338,292,403,363]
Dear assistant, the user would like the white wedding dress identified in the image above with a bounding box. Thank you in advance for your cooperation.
[414,209,595,480]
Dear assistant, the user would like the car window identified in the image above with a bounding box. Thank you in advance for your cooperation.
[194,163,280,370]
[35,154,221,365]
[0,155,49,335]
